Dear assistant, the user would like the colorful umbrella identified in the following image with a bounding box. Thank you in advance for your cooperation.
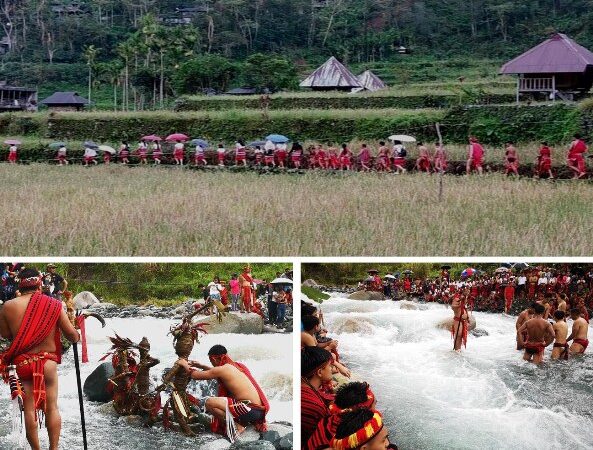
[141,135,162,142]
[191,139,209,148]
[4,139,21,145]
[265,134,289,144]
[98,145,116,154]
[166,133,189,142]
[461,268,476,277]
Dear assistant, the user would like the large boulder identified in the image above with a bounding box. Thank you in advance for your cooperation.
[230,441,275,450]
[302,279,320,288]
[73,291,100,309]
[437,315,477,332]
[83,362,114,403]
[203,312,264,334]
[347,290,385,301]
[275,432,293,450]
[399,301,418,310]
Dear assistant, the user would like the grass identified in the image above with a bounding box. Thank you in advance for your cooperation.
[301,286,330,303]
[2,165,593,256]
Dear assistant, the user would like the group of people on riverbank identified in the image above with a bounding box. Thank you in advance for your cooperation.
[3,134,590,178]
[1,262,67,304]
[200,267,292,330]
[301,300,397,450]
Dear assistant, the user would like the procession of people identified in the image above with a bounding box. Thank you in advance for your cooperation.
[2,134,590,178]
[301,300,397,450]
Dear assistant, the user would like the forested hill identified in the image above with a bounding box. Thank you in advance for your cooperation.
[1,0,591,64]
[1,1,591,106]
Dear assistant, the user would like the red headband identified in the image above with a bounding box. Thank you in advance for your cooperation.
[209,353,232,367]
[329,385,375,415]
[330,410,383,450]
[18,276,41,290]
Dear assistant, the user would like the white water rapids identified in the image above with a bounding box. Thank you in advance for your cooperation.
[0,317,292,449]
[318,295,593,450]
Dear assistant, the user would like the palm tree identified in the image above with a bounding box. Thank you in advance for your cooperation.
[83,45,100,107]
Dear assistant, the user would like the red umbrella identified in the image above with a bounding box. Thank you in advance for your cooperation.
[141,135,162,142]
[165,133,189,142]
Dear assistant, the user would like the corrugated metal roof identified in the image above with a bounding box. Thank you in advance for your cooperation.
[500,33,593,74]
[357,70,387,91]
[40,91,89,105]
[300,56,361,88]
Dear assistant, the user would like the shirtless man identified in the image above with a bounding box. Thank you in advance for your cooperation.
[0,268,80,450]
[178,345,268,437]
[451,294,469,351]
[556,294,568,314]
[567,308,589,354]
[301,316,350,378]
[551,310,569,360]
[516,303,555,364]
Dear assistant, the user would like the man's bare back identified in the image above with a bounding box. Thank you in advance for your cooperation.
[552,319,568,360]
[217,364,261,405]
[518,316,554,363]
[569,316,589,354]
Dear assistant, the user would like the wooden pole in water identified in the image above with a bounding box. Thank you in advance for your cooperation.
[436,122,444,201]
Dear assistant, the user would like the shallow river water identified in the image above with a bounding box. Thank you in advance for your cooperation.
[320,295,593,450]
[0,316,292,449]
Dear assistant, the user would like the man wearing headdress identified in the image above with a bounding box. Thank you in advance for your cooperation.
[0,268,80,450]
[330,408,395,450]
[178,345,269,441]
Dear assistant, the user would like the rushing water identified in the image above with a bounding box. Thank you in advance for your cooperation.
[319,295,593,450]
[0,317,292,450]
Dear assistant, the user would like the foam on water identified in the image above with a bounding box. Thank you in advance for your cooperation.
[323,297,593,450]
[0,317,292,449]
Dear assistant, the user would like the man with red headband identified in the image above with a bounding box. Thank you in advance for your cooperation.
[567,308,589,354]
[178,345,269,442]
[0,268,80,450]
[306,381,377,450]
[466,136,484,175]
[238,266,254,313]
[330,408,394,450]
[517,302,555,364]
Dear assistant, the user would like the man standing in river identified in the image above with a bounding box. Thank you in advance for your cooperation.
[517,303,555,364]
[567,308,589,354]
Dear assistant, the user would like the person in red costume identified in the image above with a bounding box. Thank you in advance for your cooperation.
[0,268,80,450]
[504,281,515,313]
[536,141,554,179]
[238,266,254,313]
[466,136,484,175]
[178,345,269,442]
[567,133,588,179]
[451,294,469,351]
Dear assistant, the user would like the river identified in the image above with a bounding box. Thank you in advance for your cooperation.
[319,295,593,450]
[0,316,292,449]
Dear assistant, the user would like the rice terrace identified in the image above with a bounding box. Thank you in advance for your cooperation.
[2,3,593,256]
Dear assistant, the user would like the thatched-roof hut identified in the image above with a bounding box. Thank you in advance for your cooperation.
[300,56,361,91]
[500,33,593,101]
[357,70,387,92]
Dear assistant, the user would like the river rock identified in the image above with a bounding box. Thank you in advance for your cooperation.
[262,430,280,444]
[436,315,477,332]
[347,290,385,301]
[471,328,489,337]
[266,422,292,439]
[399,301,418,310]
[230,441,275,450]
[73,291,101,309]
[83,362,114,403]
[89,302,118,311]
[302,279,320,288]
[203,312,264,334]
[275,432,293,450]
[332,317,374,334]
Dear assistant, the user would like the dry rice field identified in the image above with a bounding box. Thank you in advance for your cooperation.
[1,164,592,256]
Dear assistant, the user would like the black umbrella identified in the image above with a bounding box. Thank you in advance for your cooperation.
[367,269,379,274]
[440,265,451,270]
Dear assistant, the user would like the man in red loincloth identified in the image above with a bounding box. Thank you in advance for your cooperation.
[238,266,254,313]
[178,345,269,442]
[516,303,555,364]
[567,308,589,354]
[0,268,80,450]
[451,294,469,351]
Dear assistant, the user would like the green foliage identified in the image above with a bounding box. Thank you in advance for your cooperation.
[29,263,287,306]
[241,53,299,92]
[301,286,330,303]
[172,55,236,94]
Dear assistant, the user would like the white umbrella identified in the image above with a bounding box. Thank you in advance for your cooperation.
[388,134,416,143]
[495,267,510,273]
[98,145,116,154]
[271,277,293,284]
[384,274,397,279]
